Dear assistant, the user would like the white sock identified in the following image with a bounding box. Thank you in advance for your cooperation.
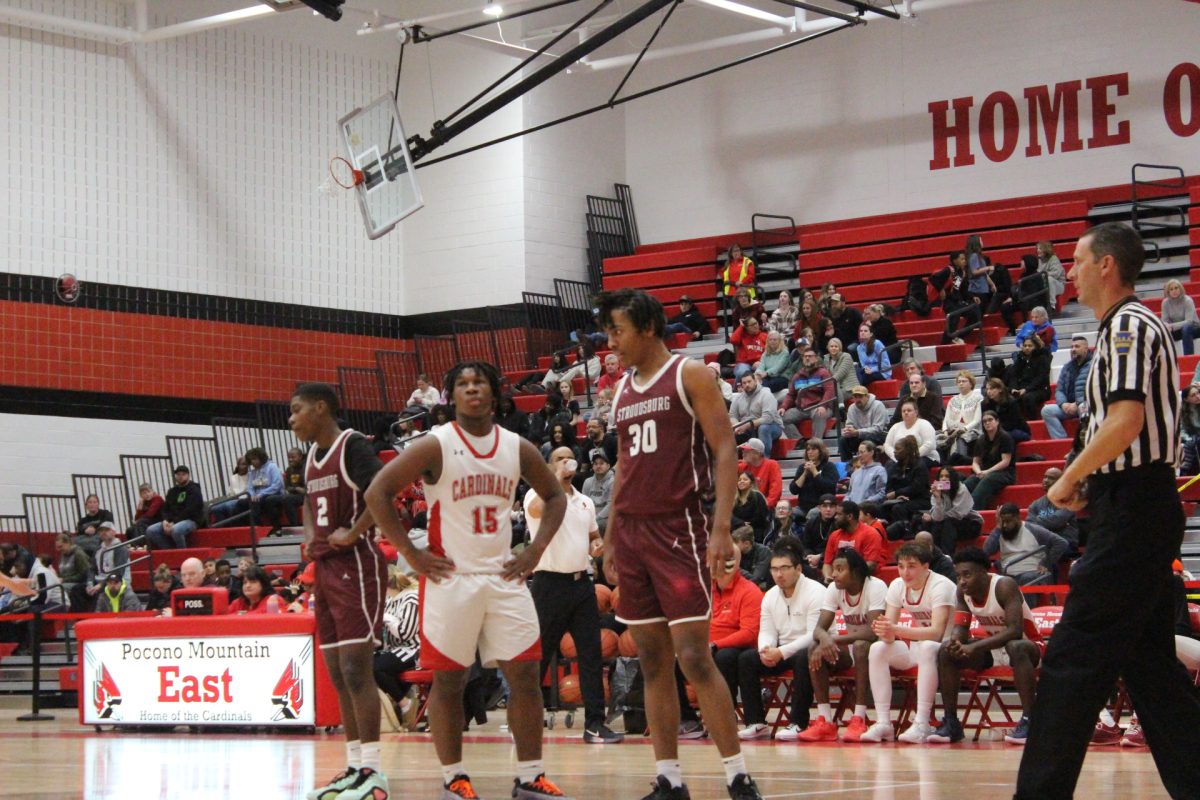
[1098,708,1116,727]
[854,704,868,719]
[915,702,932,726]
[721,753,747,785]
[361,741,381,773]
[442,762,466,784]
[875,705,890,725]
[817,703,833,721]
[517,760,544,784]
[346,740,362,768]
[655,760,683,789]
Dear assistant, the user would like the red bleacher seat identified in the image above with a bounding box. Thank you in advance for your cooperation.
[144,547,224,571]
[513,394,545,413]
[1017,439,1072,461]
[191,527,254,549]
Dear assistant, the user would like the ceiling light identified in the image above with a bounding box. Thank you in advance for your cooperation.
[482,3,504,17]
[693,0,789,25]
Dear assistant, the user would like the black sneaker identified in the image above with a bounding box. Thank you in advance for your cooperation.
[639,776,691,800]
[927,715,964,744]
[727,774,762,800]
[583,723,625,744]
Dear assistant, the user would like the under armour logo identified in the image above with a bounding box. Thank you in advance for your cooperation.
[341,573,350,580]
[671,538,682,550]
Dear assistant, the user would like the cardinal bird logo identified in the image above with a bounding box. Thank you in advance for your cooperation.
[271,658,304,720]
[92,663,122,719]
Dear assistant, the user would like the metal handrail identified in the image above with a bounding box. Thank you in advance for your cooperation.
[1130,163,1188,263]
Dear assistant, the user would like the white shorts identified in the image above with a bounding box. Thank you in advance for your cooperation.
[419,573,541,671]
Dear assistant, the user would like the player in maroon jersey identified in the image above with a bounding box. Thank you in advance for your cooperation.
[597,289,763,800]
[288,382,390,800]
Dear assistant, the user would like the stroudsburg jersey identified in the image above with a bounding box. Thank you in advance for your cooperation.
[885,572,957,628]
[610,354,713,515]
[304,429,383,561]
[966,574,1041,642]
[424,422,521,574]
[821,575,888,637]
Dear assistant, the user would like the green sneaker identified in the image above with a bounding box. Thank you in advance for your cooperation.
[335,767,389,800]
[307,767,358,800]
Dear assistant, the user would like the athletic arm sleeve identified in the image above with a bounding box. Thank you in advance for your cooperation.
[345,434,385,492]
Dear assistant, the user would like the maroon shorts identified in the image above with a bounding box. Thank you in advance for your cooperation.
[313,541,387,649]
[610,508,712,625]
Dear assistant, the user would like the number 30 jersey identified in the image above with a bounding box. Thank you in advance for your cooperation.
[424,421,521,574]
[610,354,713,516]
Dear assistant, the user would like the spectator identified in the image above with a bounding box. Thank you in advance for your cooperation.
[788,439,839,517]
[922,466,982,554]
[766,499,797,546]
[964,411,1016,509]
[145,564,181,613]
[240,447,286,526]
[780,348,835,440]
[939,250,983,345]
[767,290,799,336]
[496,395,529,438]
[527,394,570,446]
[1035,240,1067,310]
[722,243,756,299]
[816,283,837,318]
[706,361,734,405]
[555,379,582,425]
[827,294,864,352]
[228,565,284,614]
[897,359,944,403]
[427,404,454,429]
[731,524,773,593]
[1025,466,1080,551]
[665,295,710,340]
[737,537,823,740]
[822,337,857,401]
[802,495,839,571]
[987,257,1018,326]
[939,370,982,465]
[403,374,440,418]
[729,286,766,329]
[261,447,306,527]
[589,387,614,425]
[145,465,205,550]
[0,542,34,581]
[859,502,888,540]
[1161,279,1200,356]
[822,500,885,579]
[756,330,796,392]
[90,521,130,596]
[730,315,769,380]
[912,530,957,582]
[965,234,995,308]
[729,372,784,455]
[883,399,939,464]
[854,324,892,387]
[732,469,771,543]
[95,571,143,613]
[55,532,92,611]
[375,569,421,729]
[541,422,583,464]
[1041,335,1092,439]
[813,316,837,358]
[891,371,945,429]
[209,456,251,523]
[581,448,614,533]
[862,304,898,360]
[981,378,1031,442]
[983,503,1068,586]
[538,351,572,391]
[1180,385,1200,475]
[739,438,783,508]
[792,297,824,346]
[547,341,601,390]
[595,353,623,393]
[127,482,164,540]
[846,440,887,505]
[579,418,618,472]
[881,435,931,532]
[1005,334,1052,420]
[1014,306,1058,353]
[839,386,890,461]
[178,556,213,590]
[74,494,113,559]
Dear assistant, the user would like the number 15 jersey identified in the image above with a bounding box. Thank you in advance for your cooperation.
[610,354,713,516]
[425,421,521,574]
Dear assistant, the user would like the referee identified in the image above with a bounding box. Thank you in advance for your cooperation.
[526,446,624,744]
[1015,222,1200,800]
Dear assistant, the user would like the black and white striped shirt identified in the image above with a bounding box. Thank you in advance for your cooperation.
[1085,296,1179,472]
[381,589,420,662]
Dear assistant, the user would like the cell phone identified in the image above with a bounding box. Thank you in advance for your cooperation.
[934,480,951,491]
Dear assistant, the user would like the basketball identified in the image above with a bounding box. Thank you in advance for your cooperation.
[600,628,619,659]
[594,584,613,614]
[558,675,581,705]
[618,630,639,657]
[559,633,576,659]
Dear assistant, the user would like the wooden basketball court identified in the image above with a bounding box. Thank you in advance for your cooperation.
[0,708,1171,799]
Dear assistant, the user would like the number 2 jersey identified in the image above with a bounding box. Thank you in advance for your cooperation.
[424,421,521,574]
[610,354,713,516]
[304,428,384,561]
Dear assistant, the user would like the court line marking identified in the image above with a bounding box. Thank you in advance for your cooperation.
[762,783,933,798]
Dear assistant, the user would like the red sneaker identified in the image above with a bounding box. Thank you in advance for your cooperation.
[841,715,870,742]
[1120,723,1147,748]
[797,716,839,742]
[1089,721,1122,746]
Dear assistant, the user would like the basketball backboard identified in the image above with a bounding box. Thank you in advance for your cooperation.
[337,94,423,240]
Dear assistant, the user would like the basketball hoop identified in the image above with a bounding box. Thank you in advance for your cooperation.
[329,156,365,190]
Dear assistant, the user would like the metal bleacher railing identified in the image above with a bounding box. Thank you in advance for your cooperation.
[720,212,801,343]
[1130,163,1188,263]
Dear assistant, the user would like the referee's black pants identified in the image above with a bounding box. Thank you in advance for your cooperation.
[1015,464,1200,800]
[531,571,605,729]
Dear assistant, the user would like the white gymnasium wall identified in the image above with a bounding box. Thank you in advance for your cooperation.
[623,0,1200,243]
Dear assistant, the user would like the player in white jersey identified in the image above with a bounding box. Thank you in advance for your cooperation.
[929,548,1042,745]
[859,543,957,744]
[365,362,574,800]
[801,548,887,742]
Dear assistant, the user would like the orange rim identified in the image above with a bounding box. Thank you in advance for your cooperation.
[329,156,364,189]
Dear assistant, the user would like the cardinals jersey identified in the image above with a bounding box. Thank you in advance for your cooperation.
[966,573,1041,641]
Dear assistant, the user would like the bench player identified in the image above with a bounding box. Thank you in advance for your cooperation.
[597,288,763,800]
[290,382,390,800]
[365,361,574,800]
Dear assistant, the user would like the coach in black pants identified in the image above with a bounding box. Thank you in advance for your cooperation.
[1015,223,1200,800]
[526,447,623,744]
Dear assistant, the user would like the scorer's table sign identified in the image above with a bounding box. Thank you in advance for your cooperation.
[81,634,315,726]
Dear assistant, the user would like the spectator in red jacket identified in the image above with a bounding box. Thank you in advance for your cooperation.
[781,347,835,440]
[730,316,769,380]
[595,353,622,393]
[822,500,885,579]
[127,482,164,539]
[738,438,782,507]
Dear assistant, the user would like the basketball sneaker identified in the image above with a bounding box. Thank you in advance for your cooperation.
[513,773,573,799]
[677,719,707,739]
[444,774,481,799]
[726,773,764,800]
[773,723,802,742]
[1089,721,1122,746]
[1120,722,1147,748]
[841,715,870,742]
[856,721,895,742]
[736,722,771,740]
[796,716,839,742]
[897,721,934,744]
[1004,715,1031,745]
[335,768,389,800]
[927,716,964,744]
[583,723,624,744]
[639,776,691,800]
[308,767,358,800]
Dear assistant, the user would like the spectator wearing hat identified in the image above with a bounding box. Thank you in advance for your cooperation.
[581,448,615,533]
[802,495,840,571]
[96,572,143,613]
[145,466,205,549]
[738,438,783,508]
[665,295,711,340]
[839,386,890,461]
[87,521,131,608]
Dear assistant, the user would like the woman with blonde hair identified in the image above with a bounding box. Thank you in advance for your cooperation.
[823,337,857,400]
[768,289,799,336]
[939,370,982,464]
[1161,278,1200,355]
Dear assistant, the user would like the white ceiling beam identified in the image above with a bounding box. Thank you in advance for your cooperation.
[0,3,293,45]
[692,0,792,27]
